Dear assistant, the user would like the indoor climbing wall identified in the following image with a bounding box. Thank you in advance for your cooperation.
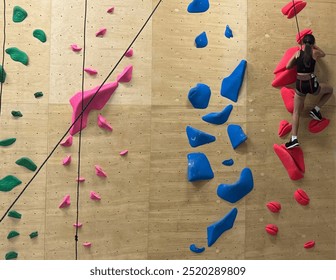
[1,0,335,260]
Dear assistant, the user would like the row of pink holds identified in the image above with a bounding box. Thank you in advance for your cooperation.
[59,191,102,208]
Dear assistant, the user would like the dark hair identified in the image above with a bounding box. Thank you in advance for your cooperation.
[302,34,315,68]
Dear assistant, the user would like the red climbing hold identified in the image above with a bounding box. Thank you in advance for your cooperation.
[308,118,330,133]
[274,46,300,74]
[266,201,281,213]
[265,224,278,235]
[294,189,310,205]
[278,120,292,137]
[273,144,305,180]
[296,29,313,44]
[281,1,307,19]
[280,87,295,113]
[304,240,315,249]
[272,67,297,87]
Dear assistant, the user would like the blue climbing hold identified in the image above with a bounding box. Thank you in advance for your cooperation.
[207,208,238,247]
[220,60,247,102]
[225,25,233,38]
[227,124,247,149]
[190,244,205,253]
[187,0,210,13]
[188,83,211,109]
[217,168,254,203]
[186,126,216,148]
[222,158,234,166]
[195,31,208,48]
[202,104,233,125]
[187,153,214,182]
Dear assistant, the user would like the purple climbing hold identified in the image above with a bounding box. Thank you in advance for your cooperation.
[186,126,216,148]
[188,83,211,109]
[187,0,210,13]
[207,208,238,247]
[225,25,233,38]
[195,31,208,48]
[187,152,214,182]
[217,168,254,203]
[220,60,247,102]
[202,104,233,125]
[190,244,205,253]
[227,124,247,149]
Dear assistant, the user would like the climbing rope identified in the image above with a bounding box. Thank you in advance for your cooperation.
[291,0,302,46]
[0,0,6,114]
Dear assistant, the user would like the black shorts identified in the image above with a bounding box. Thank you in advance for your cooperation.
[296,76,320,96]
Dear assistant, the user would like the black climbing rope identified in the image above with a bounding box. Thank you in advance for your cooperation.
[74,0,88,261]
[0,0,6,115]
[0,0,164,236]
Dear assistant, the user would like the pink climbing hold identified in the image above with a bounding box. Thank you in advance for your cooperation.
[60,135,73,147]
[304,240,315,249]
[59,195,71,208]
[308,118,330,133]
[272,67,297,87]
[73,223,83,228]
[278,120,292,137]
[76,177,85,182]
[96,28,107,37]
[69,81,118,135]
[294,188,310,205]
[71,44,82,52]
[119,150,128,156]
[273,144,305,180]
[266,201,281,213]
[265,224,278,236]
[117,65,133,83]
[97,114,113,131]
[107,6,115,13]
[125,48,133,57]
[95,165,107,177]
[83,242,92,247]
[281,1,307,19]
[296,29,312,44]
[90,191,101,201]
[62,155,72,166]
[274,46,300,74]
[84,68,98,75]
[280,87,295,113]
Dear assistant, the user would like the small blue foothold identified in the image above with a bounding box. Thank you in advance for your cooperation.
[186,126,216,148]
[188,83,211,109]
[195,31,208,48]
[225,25,233,38]
[202,104,233,125]
[222,158,234,166]
[190,244,205,253]
[217,168,254,203]
[187,0,210,13]
[187,152,214,182]
[221,60,247,102]
[207,208,238,247]
[227,124,247,149]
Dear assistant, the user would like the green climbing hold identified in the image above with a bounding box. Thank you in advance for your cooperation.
[8,210,22,219]
[0,175,22,192]
[15,157,37,171]
[11,110,23,117]
[0,65,6,83]
[7,230,20,239]
[34,91,43,98]
[13,6,27,23]
[5,47,29,65]
[0,138,16,147]
[33,29,47,43]
[29,231,38,239]
[5,251,18,260]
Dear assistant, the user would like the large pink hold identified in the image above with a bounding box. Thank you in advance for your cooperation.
[90,191,101,200]
[117,65,133,83]
[62,155,72,166]
[278,120,292,137]
[274,46,300,74]
[296,29,312,44]
[308,118,330,133]
[272,67,297,88]
[84,68,98,75]
[69,81,118,135]
[280,87,295,113]
[59,195,71,208]
[95,165,107,177]
[125,48,133,57]
[96,28,107,37]
[97,114,113,131]
[71,44,82,52]
[60,135,73,147]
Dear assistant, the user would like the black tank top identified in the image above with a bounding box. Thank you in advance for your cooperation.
[296,50,316,73]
